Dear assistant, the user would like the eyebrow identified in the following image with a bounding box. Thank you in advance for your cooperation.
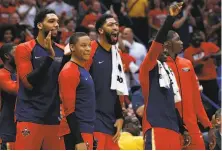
[107,21,118,24]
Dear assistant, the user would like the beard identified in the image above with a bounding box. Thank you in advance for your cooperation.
[104,31,118,45]
[44,31,57,41]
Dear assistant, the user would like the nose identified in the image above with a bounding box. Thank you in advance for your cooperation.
[55,22,59,29]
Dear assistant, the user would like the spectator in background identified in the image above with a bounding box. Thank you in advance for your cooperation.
[46,0,74,18]
[122,28,146,67]
[8,12,33,44]
[206,1,221,47]
[203,108,221,150]
[184,31,221,117]
[88,29,98,41]
[0,43,17,150]
[78,0,91,17]
[118,37,139,90]
[0,0,16,24]
[190,0,206,32]
[122,27,146,88]
[81,0,102,30]
[16,0,37,28]
[173,0,196,50]
[60,19,76,45]
[118,116,143,150]
[36,0,51,8]
[0,25,16,47]
[126,0,149,47]
[148,0,168,37]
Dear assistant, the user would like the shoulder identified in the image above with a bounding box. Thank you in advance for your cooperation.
[134,42,146,50]
[16,39,36,53]
[60,62,79,78]
[177,57,193,68]
[178,57,192,64]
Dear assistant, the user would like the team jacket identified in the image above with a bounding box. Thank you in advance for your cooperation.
[84,41,123,135]
[166,56,212,133]
[15,39,64,125]
[58,61,96,136]
[139,41,179,134]
[0,68,17,142]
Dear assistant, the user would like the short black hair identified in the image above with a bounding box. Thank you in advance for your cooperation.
[167,30,177,41]
[0,43,15,62]
[95,14,114,33]
[69,32,88,45]
[33,8,56,37]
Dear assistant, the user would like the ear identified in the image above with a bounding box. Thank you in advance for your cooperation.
[164,41,172,49]
[4,53,9,60]
[98,28,103,34]
[69,44,75,52]
[215,118,221,124]
[37,22,43,30]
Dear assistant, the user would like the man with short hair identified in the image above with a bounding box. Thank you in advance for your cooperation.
[15,9,66,149]
[84,14,127,150]
[0,43,17,150]
[165,30,216,150]
[139,2,190,149]
[59,32,96,150]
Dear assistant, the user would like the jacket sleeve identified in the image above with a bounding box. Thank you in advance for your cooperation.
[190,62,212,128]
[59,65,84,144]
[0,71,17,95]
[15,44,54,89]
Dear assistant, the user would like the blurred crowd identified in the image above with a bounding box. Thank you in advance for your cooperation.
[0,0,221,47]
[0,0,221,150]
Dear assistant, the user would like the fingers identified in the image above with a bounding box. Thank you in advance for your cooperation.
[112,131,120,143]
[46,31,52,39]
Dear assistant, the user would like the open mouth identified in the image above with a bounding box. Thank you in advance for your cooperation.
[110,32,118,41]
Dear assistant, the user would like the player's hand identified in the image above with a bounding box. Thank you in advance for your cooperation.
[75,142,88,150]
[113,118,123,143]
[182,131,191,148]
[44,31,55,59]
[169,2,183,16]
[208,128,216,150]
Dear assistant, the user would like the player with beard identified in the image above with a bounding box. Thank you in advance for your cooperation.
[84,14,124,150]
[0,43,17,150]
[14,9,66,149]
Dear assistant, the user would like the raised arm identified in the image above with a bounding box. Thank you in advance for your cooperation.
[140,2,183,73]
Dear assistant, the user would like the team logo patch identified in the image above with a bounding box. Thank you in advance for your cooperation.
[182,67,190,72]
[22,128,30,137]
